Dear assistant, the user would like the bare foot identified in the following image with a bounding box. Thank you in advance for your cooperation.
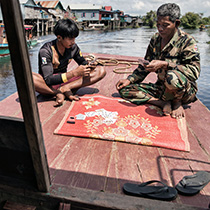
[54,92,65,107]
[162,101,172,116]
[171,101,185,119]
[64,90,80,101]
[148,97,172,116]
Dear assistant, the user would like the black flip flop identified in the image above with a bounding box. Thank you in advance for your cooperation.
[123,180,177,201]
[175,171,210,196]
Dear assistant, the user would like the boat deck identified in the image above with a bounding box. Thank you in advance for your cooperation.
[0,53,210,209]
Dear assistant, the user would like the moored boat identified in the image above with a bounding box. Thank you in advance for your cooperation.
[83,23,105,31]
[26,38,38,49]
[0,23,37,57]
[199,24,206,31]
[0,43,10,56]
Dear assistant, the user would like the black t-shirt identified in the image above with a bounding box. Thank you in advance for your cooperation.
[38,39,88,86]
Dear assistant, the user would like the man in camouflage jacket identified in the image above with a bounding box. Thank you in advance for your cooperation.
[116,3,200,119]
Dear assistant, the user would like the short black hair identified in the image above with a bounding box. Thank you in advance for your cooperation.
[54,19,79,39]
[157,3,181,22]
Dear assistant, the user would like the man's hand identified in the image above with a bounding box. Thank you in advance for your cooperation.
[72,65,91,77]
[145,60,168,72]
[116,79,130,90]
[138,58,150,66]
[87,63,97,71]
[88,60,97,70]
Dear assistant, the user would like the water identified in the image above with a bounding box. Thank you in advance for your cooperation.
[0,27,210,110]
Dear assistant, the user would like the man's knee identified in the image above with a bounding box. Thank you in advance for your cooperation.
[32,72,46,90]
[118,85,141,99]
[33,72,42,81]
[32,72,40,85]
[118,86,131,99]
[97,66,106,79]
[165,70,186,91]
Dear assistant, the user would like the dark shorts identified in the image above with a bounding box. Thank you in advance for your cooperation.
[52,76,81,90]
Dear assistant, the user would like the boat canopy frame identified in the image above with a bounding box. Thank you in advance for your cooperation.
[0,0,50,192]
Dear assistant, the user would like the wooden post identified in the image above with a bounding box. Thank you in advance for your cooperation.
[46,20,48,33]
[37,19,40,33]
[0,0,50,192]
[42,20,44,34]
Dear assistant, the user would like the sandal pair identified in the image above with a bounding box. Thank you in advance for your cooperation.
[123,171,210,201]
[123,180,177,201]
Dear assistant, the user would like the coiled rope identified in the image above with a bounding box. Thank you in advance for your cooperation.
[84,54,139,74]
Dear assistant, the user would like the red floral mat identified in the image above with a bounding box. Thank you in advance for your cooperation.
[54,94,189,151]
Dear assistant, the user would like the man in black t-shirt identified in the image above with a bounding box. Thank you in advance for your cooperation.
[33,19,106,107]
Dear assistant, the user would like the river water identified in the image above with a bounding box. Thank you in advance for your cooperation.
[0,27,210,110]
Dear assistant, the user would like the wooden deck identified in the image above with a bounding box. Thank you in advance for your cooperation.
[0,53,210,209]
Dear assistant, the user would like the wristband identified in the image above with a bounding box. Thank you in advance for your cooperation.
[61,73,68,83]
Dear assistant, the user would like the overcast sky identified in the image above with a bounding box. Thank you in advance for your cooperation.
[65,0,210,17]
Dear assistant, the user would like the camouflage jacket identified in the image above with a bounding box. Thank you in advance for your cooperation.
[127,29,200,90]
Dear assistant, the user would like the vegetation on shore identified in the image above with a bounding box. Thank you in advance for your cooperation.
[141,11,210,29]
[141,10,210,44]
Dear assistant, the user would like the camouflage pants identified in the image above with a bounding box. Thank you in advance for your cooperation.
[119,70,197,105]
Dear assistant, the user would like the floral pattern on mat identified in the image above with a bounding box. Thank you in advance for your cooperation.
[82,97,100,109]
[84,113,161,145]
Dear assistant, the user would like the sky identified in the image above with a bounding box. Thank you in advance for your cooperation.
[64,0,210,17]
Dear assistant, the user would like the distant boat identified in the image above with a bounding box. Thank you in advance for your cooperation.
[83,23,105,31]
[199,24,205,31]
[0,23,37,57]
[26,39,38,49]
[0,43,10,57]
[0,40,38,57]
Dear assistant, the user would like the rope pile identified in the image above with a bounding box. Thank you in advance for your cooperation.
[84,54,139,74]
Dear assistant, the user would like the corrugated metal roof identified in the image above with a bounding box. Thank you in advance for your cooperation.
[19,0,27,4]
[19,0,37,6]
[36,0,59,8]
[70,4,102,10]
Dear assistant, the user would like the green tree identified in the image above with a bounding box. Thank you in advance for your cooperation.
[181,12,202,29]
[142,10,157,28]
[202,17,210,25]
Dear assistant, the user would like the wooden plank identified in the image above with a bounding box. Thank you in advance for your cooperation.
[50,138,110,191]
[158,125,210,208]
[50,183,203,210]
[38,100,73,164]
[105,142,141,194]
[0,116,36,185]
[1,0,50,191]
[0,116,28,151]
[0,182,201,210]
[36,95,67,125]
[3,201,36,210]
[0,92,22,117]
[105,143,172,194]
[181,101,210,207]
[58,203,71,210]
[185,100,210,154]
[180,130,210,208]
[134,147,170,183]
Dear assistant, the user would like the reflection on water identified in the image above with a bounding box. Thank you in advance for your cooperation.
[0,56,16,99]
[0,27,210,110]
